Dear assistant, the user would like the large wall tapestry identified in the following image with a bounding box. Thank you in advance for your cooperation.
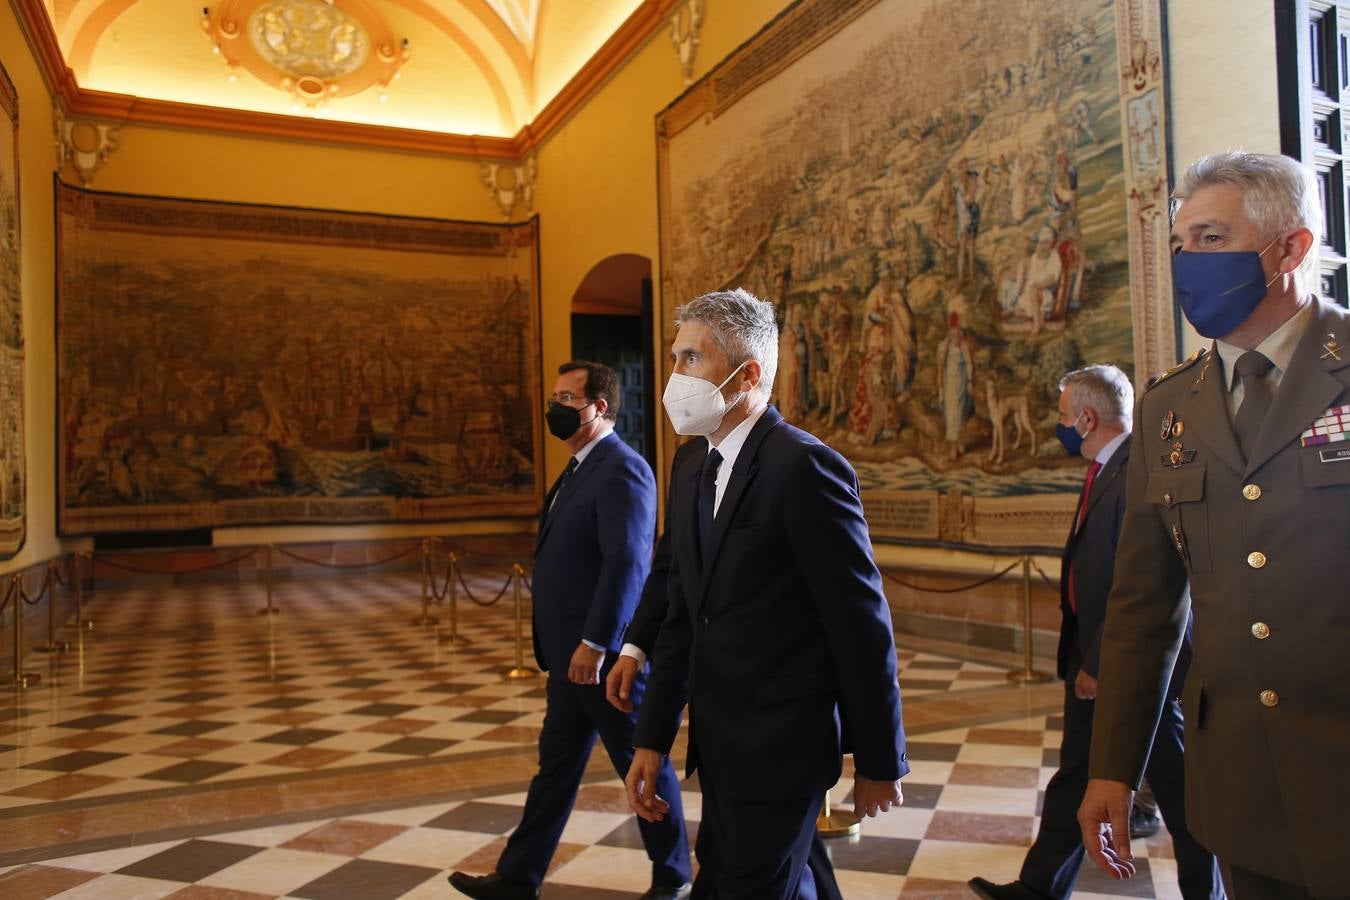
[57,182,542,535]
[657,0,1172,550]
[0,62,22,559]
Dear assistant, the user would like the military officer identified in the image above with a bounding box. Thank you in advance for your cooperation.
[1078,151,1350,899]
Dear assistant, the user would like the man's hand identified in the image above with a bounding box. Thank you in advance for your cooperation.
[853,775,903,818]
[568,644,603,685]
[1078,778,1137,879]
[626,748,671,822]
[605,655,641,712]
[1074,670,1099,700]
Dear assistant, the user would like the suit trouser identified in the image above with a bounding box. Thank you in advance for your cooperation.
[1019,665,1223,899]
[691,769,829,900]
[497,668,690,889]
[1219,864,1318,900]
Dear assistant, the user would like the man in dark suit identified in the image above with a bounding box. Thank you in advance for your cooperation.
[625,288,907,899]
[969,365,1220,899]
[1080,152,1350,899]
[450,361,691,900]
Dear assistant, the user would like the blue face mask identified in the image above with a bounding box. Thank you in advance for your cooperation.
[1056,411,1088,458]
[1172,239,1280,339]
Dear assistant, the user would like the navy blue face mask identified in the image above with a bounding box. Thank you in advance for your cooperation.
[1172,239,1280,339]
[1055,411,1088,458]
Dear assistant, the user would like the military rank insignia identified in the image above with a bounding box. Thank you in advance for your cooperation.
[1300,403,1350,447]
[1161,441,1197,467]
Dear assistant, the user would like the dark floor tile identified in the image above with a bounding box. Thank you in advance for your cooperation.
[393,661,439,671]
[897,782,943,809]
[903,679,959,691]
[424,801,524,834]
[540,886,634,899]
[373,736,455,756]
[419,681,476,694]
[243,673,304,682]
[455,709,521,724]
[257,727,340,746]
[161,691,227,704]
[249,696,313,710]
[331,678,384,689]
[117,839,261,882]
[1042,748,1060,768]
[348,703,418,718]
[903,741,963,762]
[74,686,140,698]
[154,720,232,737]
[906,660,964,670]
[22,750,122,772]
[1045,715,1065,731]
[821,834,918,875]
[315,658,364,667]
[290,859,439,900]
[143,759,242,783]
[1076,856,1154,895]
[0,863,101,896]
[55,714,135,730]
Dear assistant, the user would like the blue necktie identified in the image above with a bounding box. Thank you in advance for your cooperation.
[698,448,722,564]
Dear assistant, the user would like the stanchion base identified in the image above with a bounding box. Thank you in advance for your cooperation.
[35,641,71,654]
[1006,668,1053,684]
[257,607,280,616]
[438,634,471,646]
[505,667,539,680]
[8,672,41,690]
[816,811,861,838]
[411,615,440,626]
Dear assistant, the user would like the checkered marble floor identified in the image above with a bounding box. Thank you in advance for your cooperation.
[0,570,1185,898]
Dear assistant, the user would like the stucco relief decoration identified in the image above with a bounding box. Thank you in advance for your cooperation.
[201,0,410,111]
[481,157,537,220]
[656,0,1172,551]
[0,61,23,558]
[54,109,122,187]
[670,0,705,87]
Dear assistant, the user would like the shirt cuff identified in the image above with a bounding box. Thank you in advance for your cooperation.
[581,639,606,654]
[619,643,647,668]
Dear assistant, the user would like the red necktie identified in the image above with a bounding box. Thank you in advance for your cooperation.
[1067,461,1102,614]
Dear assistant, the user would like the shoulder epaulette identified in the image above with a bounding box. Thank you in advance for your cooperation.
[1144,348,1207,390]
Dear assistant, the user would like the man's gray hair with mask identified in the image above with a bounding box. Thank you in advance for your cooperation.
[1058,364,1133,431]
[1173,151,1322,297]
[675,288,779,399]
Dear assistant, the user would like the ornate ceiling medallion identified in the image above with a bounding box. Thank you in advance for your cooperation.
[202,0,410,113]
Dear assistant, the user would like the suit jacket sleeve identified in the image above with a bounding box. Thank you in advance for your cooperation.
[583,451,658,651]
[632,547,692,754]
[1089,396,1190,787]
[783,442,908,782]
[1081,451,1129,679]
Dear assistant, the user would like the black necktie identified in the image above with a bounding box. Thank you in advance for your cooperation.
[546,457,578,517]
[698,448,722,563]
[1233,351,1274,461]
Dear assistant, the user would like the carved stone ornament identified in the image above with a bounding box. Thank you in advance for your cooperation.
[670,0,705,87]
[481,156,537,219]
[54,108,120,186]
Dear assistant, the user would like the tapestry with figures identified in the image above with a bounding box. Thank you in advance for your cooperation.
[0,62,21,558]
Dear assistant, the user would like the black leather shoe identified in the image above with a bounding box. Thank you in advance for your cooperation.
[640,882,692,899]
[968,877,1053,900]
[1129,804,1163,839]
[447,871,539,900]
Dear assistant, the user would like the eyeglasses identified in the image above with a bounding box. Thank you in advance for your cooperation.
[548,392,592,406]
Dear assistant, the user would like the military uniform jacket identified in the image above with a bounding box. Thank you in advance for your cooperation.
[1089,298,1350,895]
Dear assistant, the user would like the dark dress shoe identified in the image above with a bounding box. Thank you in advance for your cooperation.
[447,871,539,900]
[640,882,692,899]
[1129,803,1163,838]
[968,877,1053,900]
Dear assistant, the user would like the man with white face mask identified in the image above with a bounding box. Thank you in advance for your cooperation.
[624,288,907,899]
[1078,152,1350,899]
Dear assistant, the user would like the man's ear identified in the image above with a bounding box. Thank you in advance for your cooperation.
[593,397,609,419]
[1276,227,1315,275]
[740,360,763,394]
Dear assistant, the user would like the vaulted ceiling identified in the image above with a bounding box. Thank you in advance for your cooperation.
[38,0,646,137]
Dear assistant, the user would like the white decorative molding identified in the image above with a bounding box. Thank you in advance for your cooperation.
[481,156,537,219]
[669,0,704,87]
[54,108,121,186]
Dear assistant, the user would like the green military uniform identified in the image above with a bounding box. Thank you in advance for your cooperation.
[1090,297,1350,896]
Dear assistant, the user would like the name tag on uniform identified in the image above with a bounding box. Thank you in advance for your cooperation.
[1300,403,1350,447]
[1319,447,1350,463]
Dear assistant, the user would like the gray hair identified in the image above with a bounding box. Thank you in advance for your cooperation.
[675,288,779,398]
[1058,364,1133,430]
[1173,151,1322,296]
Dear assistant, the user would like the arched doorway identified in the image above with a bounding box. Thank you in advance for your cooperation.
[570,254,655,468]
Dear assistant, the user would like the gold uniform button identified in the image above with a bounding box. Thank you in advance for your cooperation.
[1162,492,1173,506]
[1251,622,1271,639]
[1260,690,1279,708]
[1242,484,1261,501]
[1247,551,1267,569]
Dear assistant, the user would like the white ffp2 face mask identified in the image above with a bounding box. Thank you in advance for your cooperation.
[662,365,747,436]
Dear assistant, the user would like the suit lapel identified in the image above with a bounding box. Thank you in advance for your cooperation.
[696,407,782,607]
[536,434,614,552]
[1064,441,1128,561]
[1246,301,1350,474]
[1184,349,1246,475]
[678,443,706,591]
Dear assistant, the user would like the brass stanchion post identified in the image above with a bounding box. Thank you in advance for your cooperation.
[816,788,860,838]
[258,545,279,616]
[1007,556,1052,684]
[439,552,469,646]
[73,552,93,631]
[505,564,538,679]
[35,562,70,653]
[9,575,40,690]
[412,539,438,626]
